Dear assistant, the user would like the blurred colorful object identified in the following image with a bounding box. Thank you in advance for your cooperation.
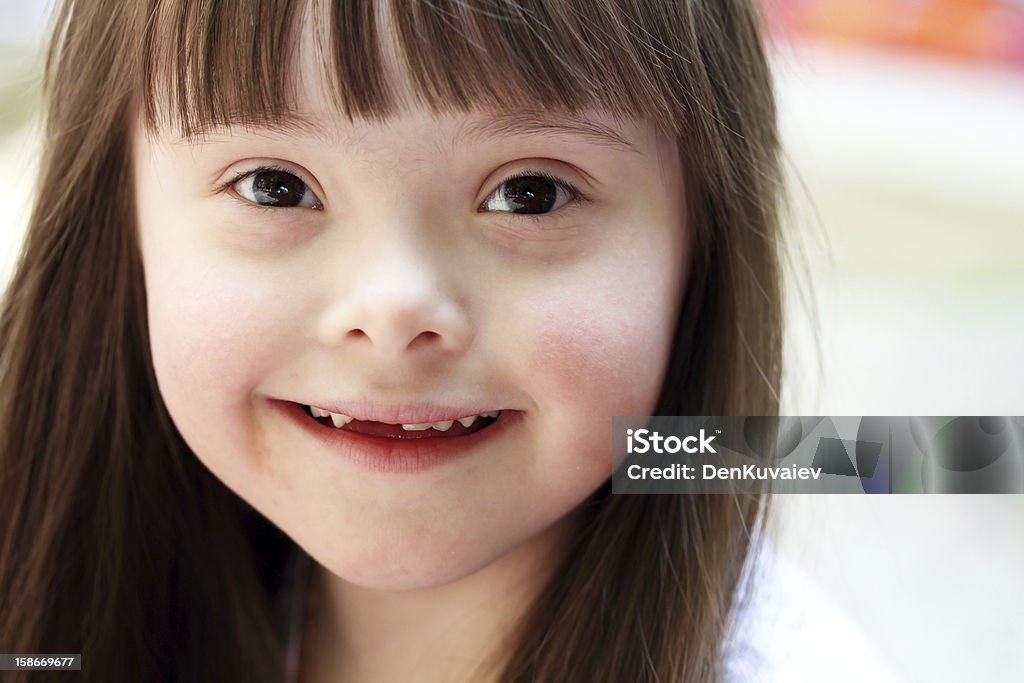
[766,0,1024,68]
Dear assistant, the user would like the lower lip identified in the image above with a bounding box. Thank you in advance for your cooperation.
[274,401,522,474]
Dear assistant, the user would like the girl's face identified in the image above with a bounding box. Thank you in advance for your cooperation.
[133,30,688,590]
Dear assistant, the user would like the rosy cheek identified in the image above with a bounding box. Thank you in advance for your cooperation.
[530,307,657,416]
[150,272,284,403]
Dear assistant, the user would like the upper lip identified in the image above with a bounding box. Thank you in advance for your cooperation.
[294,399,510,424]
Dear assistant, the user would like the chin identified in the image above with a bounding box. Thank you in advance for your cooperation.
[324,556,492,593]
[313,532,509,592]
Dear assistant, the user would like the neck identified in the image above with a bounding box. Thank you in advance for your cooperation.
[299,509,584,683]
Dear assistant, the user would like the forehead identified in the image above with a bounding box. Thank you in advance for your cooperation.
[139,0,692,142]
[284,10,642,151]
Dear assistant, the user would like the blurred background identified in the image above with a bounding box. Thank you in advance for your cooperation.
[764,2,1024,682]
[1,1,1022,681]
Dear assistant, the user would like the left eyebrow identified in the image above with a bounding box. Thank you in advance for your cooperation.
[459,111,642,156]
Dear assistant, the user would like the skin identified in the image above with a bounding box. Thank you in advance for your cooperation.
[133,10,689,683]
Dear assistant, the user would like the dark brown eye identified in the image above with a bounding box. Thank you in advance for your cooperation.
[233,169,322,209]
[481,174,577,215]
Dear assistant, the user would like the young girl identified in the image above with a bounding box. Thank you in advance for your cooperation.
[0,0,783,681]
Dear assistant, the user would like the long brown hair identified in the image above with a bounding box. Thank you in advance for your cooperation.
[0,1,783,680]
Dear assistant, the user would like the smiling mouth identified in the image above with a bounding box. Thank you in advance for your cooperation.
[300,404,502,440]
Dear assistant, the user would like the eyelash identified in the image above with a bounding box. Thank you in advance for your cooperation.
[215,165,587,218]
[215,164,318,211]
[481,170,586,221]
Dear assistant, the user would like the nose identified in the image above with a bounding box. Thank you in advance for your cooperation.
[316,233,474,360]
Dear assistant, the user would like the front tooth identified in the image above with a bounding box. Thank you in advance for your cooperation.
[457,415,478,428]
[329,412,353,428]
[430,420,454,431]
[402,422,433,431]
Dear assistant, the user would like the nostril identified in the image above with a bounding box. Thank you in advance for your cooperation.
[408,330,442,348]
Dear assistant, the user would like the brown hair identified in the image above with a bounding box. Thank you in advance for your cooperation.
[0,1,783,680]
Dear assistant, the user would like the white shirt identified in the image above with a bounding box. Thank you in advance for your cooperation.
[723,539,905,682]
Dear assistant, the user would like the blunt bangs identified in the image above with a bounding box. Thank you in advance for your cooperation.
[139,0,706,140]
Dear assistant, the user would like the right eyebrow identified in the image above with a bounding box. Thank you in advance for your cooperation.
[173,115,329,143]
